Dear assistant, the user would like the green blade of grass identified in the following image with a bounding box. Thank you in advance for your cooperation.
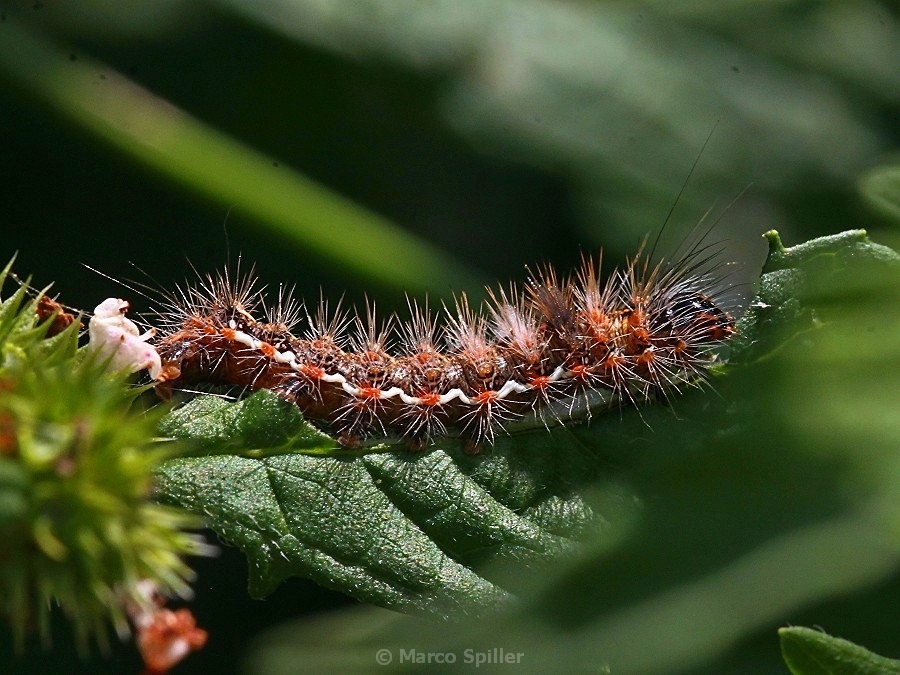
[0,17,482,295]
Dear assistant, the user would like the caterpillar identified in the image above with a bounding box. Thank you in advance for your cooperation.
[144,242,736,450]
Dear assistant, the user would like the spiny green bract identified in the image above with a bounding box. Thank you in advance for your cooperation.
[0,258,206,651]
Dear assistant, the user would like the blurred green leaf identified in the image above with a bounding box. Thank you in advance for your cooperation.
[731,229,900,363]
[0,16,479,295]
[860,163,900,226]
[215,0,899,243]
[780,627,900,675]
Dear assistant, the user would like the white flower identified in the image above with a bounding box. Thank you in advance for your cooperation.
[88,298,161,379]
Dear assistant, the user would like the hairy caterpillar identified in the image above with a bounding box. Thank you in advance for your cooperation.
[146,242,736,450]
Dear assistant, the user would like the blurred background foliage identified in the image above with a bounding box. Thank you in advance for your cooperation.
[0,1,898,673]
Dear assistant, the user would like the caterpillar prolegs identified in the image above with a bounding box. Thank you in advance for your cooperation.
[140,245,736,450]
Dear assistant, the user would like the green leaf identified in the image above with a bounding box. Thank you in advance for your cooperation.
[156,448,512,616]
[154,229,900,657]
[229,228,900,675]
[157,392,338,457]
[730,229,900,364]
[780,627,900,675]
[154,389,640,615]
[859,163,900,225]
